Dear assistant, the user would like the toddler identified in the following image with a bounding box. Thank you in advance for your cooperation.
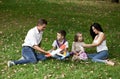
[71,32,88,61]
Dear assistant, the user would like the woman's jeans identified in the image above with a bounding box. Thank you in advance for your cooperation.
[87,50,109,63]
[14,46,46,65]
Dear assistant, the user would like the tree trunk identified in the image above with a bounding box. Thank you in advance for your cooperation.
[111,0,119,3]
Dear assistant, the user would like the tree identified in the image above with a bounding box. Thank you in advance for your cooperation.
[111,0,119,3]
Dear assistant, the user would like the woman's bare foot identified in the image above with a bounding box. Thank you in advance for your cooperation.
[106,60,115,66]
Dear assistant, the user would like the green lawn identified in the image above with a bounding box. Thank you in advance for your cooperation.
[0,0,120,79]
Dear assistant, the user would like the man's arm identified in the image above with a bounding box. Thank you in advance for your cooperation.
[33,45,49,54]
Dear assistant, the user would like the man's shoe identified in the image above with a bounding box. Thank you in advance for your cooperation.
[7,61,15,67]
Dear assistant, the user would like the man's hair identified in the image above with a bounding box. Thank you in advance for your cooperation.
[58,30,66,38]
[37,18,47,26]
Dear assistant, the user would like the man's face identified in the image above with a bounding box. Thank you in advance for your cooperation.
[38,24,46,31]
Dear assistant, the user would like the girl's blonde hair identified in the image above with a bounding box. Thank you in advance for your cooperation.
[74,32,84,42]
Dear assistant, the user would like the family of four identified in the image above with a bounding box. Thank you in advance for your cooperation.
[7,18,114,67]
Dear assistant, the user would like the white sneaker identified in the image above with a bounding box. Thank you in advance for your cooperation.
[7,61,15,67]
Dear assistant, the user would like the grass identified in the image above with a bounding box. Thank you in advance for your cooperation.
[0,0,120,79]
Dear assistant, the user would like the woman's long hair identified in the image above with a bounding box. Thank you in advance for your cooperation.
[90,23,104,40]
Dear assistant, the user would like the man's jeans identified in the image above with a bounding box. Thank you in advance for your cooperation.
[14,46,46,65]
[87,50,109,63]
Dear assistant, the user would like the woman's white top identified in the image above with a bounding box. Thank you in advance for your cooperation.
[94,40,108,52]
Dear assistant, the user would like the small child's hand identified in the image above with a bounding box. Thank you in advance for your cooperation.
[75,52,79,56]
[79,51,84,54]
[60,51,64,54]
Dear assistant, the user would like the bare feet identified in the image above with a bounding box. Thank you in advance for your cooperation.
[106,60,115,66]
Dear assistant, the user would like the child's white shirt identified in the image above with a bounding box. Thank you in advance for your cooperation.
[52,40,69,49]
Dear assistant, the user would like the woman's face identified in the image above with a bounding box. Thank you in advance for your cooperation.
[92,26,99,34]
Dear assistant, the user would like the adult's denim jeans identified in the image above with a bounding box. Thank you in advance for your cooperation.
[87,50,109,63]
[14,46,46,65]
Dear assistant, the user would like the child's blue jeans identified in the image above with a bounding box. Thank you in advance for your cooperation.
[87,50,109,63]
[14,46,46,65]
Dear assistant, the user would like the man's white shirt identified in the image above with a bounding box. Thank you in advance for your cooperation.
[22,26,43,47]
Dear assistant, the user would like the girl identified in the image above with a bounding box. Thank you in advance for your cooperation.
[71,32,88,61]
[83,23,114,66]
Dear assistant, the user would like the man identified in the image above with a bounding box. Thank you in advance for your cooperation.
[8,19,49,67]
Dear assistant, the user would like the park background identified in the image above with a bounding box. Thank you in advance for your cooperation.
[0,0,120,79]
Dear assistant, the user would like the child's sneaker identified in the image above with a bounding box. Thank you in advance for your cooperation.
[61,56,65,60]
[7,61,15,67]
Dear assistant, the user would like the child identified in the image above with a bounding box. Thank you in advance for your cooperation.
[47,30,70,60]
[71,32,88,61]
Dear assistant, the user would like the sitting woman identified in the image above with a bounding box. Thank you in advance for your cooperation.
[83,23,114,66]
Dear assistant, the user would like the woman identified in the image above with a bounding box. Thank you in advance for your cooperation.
[83,23,114,66]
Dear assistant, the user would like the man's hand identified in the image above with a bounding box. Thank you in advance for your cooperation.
[44,51,50,54]
[33,45,49,54]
